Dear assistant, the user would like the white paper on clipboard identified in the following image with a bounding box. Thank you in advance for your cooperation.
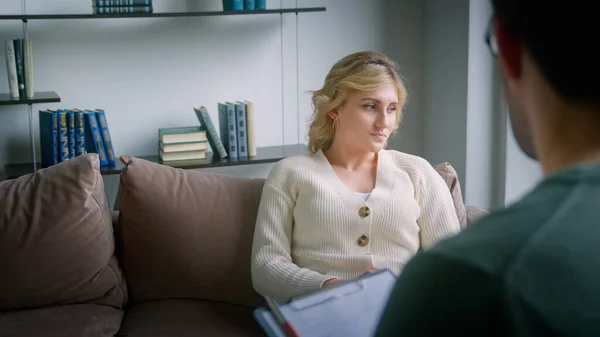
[276,268,397,337]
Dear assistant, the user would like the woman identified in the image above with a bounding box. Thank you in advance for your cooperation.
[250,50,461,301]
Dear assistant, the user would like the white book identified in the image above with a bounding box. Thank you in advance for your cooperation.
[5,40,19,98]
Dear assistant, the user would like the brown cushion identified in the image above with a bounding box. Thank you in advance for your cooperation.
[0,154,128,310]
[0,304,124,337]
[117,299,264,337]
[433,162,467,229]
[118,157,265,308]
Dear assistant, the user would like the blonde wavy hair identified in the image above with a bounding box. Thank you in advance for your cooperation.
[307,51,407,154]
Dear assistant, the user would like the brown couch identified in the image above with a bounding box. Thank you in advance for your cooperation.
[0,154,487,337]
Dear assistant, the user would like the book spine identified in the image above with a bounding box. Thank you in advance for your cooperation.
[195,107,228,158]
[218,103,232,158]
[94,0,152,6]
[235,103,248,157]
[75,110,86,156]
[245,101,257,156]
[226,103,238,159]
[67,110,76,159]
[245,0,255,9]
[95,109,117,165]
[93,5,153,13]
[38,110,57,168]
[13,39,25,98]
[22,39,33,98]
[58,110,70,162]
[84,111,109,166]
[5,40,19,98]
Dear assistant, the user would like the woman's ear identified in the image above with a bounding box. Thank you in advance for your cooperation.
[328,109,339,120]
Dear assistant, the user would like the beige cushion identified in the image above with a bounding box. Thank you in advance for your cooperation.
[0,154,127,310]
[118,157,265,308]
[433,162,468,229]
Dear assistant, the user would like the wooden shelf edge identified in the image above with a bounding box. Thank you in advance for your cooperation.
[0,7,326,20]
[4,144,307,180]
[0,91,61,106]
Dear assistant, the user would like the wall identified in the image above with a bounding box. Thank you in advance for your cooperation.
[0,0,426,209]
[504,116,542,205]
[421,0,469,194]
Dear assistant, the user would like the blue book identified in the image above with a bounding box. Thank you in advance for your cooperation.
[84,110,109,166]
[234,101,248,158]
[245,0,255,9]
[57,110,70,162]
[38,109,58,168]
[218,102,238,159]
[193,106,228,158]
[223,0,243,11]
[71,109,86,156]
[67,110,76,159]
[94,109,117,165]
[254,269,397,337]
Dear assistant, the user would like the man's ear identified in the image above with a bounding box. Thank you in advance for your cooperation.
[495,18,522,79]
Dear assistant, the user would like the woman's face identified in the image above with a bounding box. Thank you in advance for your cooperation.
[330,83,399,154]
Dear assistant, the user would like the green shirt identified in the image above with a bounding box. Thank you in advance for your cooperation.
[375,163,600,336]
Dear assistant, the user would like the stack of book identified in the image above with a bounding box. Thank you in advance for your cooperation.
[158,126,209,162]
[38,108,116,168]
[4,38,33,99]
[92,0,153,14]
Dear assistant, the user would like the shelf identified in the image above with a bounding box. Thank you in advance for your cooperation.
[4,144,306,180]
[0,91,61,106]
[0,7,326,20]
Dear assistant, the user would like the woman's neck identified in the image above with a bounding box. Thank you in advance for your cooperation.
[324,140,377,171]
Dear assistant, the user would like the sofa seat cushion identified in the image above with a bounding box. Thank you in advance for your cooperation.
[0,304,124,337]
[116,299,264,337]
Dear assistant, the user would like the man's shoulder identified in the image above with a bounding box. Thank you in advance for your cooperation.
[424,195,559,275]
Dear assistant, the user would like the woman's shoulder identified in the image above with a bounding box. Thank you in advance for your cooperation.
[384,149,432,171]
[265,152,318,185]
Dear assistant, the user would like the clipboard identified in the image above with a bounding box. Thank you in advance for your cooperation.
[253,268,397,337]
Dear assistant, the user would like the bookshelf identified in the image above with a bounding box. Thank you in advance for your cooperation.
[1,5,326,179]
[0,91,60,106]
[5,144,306,179]
[0,7,326,20]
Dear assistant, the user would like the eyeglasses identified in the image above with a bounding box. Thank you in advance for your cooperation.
[485,17,499,56]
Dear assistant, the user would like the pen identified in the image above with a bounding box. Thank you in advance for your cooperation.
[265,296,300,337]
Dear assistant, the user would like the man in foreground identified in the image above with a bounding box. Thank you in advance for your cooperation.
[375,0,600,335]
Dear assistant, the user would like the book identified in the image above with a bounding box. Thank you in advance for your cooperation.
[243,100,257,156]
[38,109,58,168]
[158,126,207,144]
[160,140,208,153]
[193,106,228,158]
[5,40,19,98]
[84,109,109,166]
[159,150,206,162]
[94,109,117,165]
[218,102,238,159]
[234,101,248,158]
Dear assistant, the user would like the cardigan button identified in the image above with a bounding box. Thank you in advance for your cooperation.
[357,235,369,247]
[358,206,371,217]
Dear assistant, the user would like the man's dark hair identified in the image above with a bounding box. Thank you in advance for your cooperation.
[491,0,599,106]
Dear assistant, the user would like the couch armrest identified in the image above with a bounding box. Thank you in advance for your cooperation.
[465,205,489,226]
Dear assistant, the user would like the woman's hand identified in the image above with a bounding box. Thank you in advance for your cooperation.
[322,278,340,287]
